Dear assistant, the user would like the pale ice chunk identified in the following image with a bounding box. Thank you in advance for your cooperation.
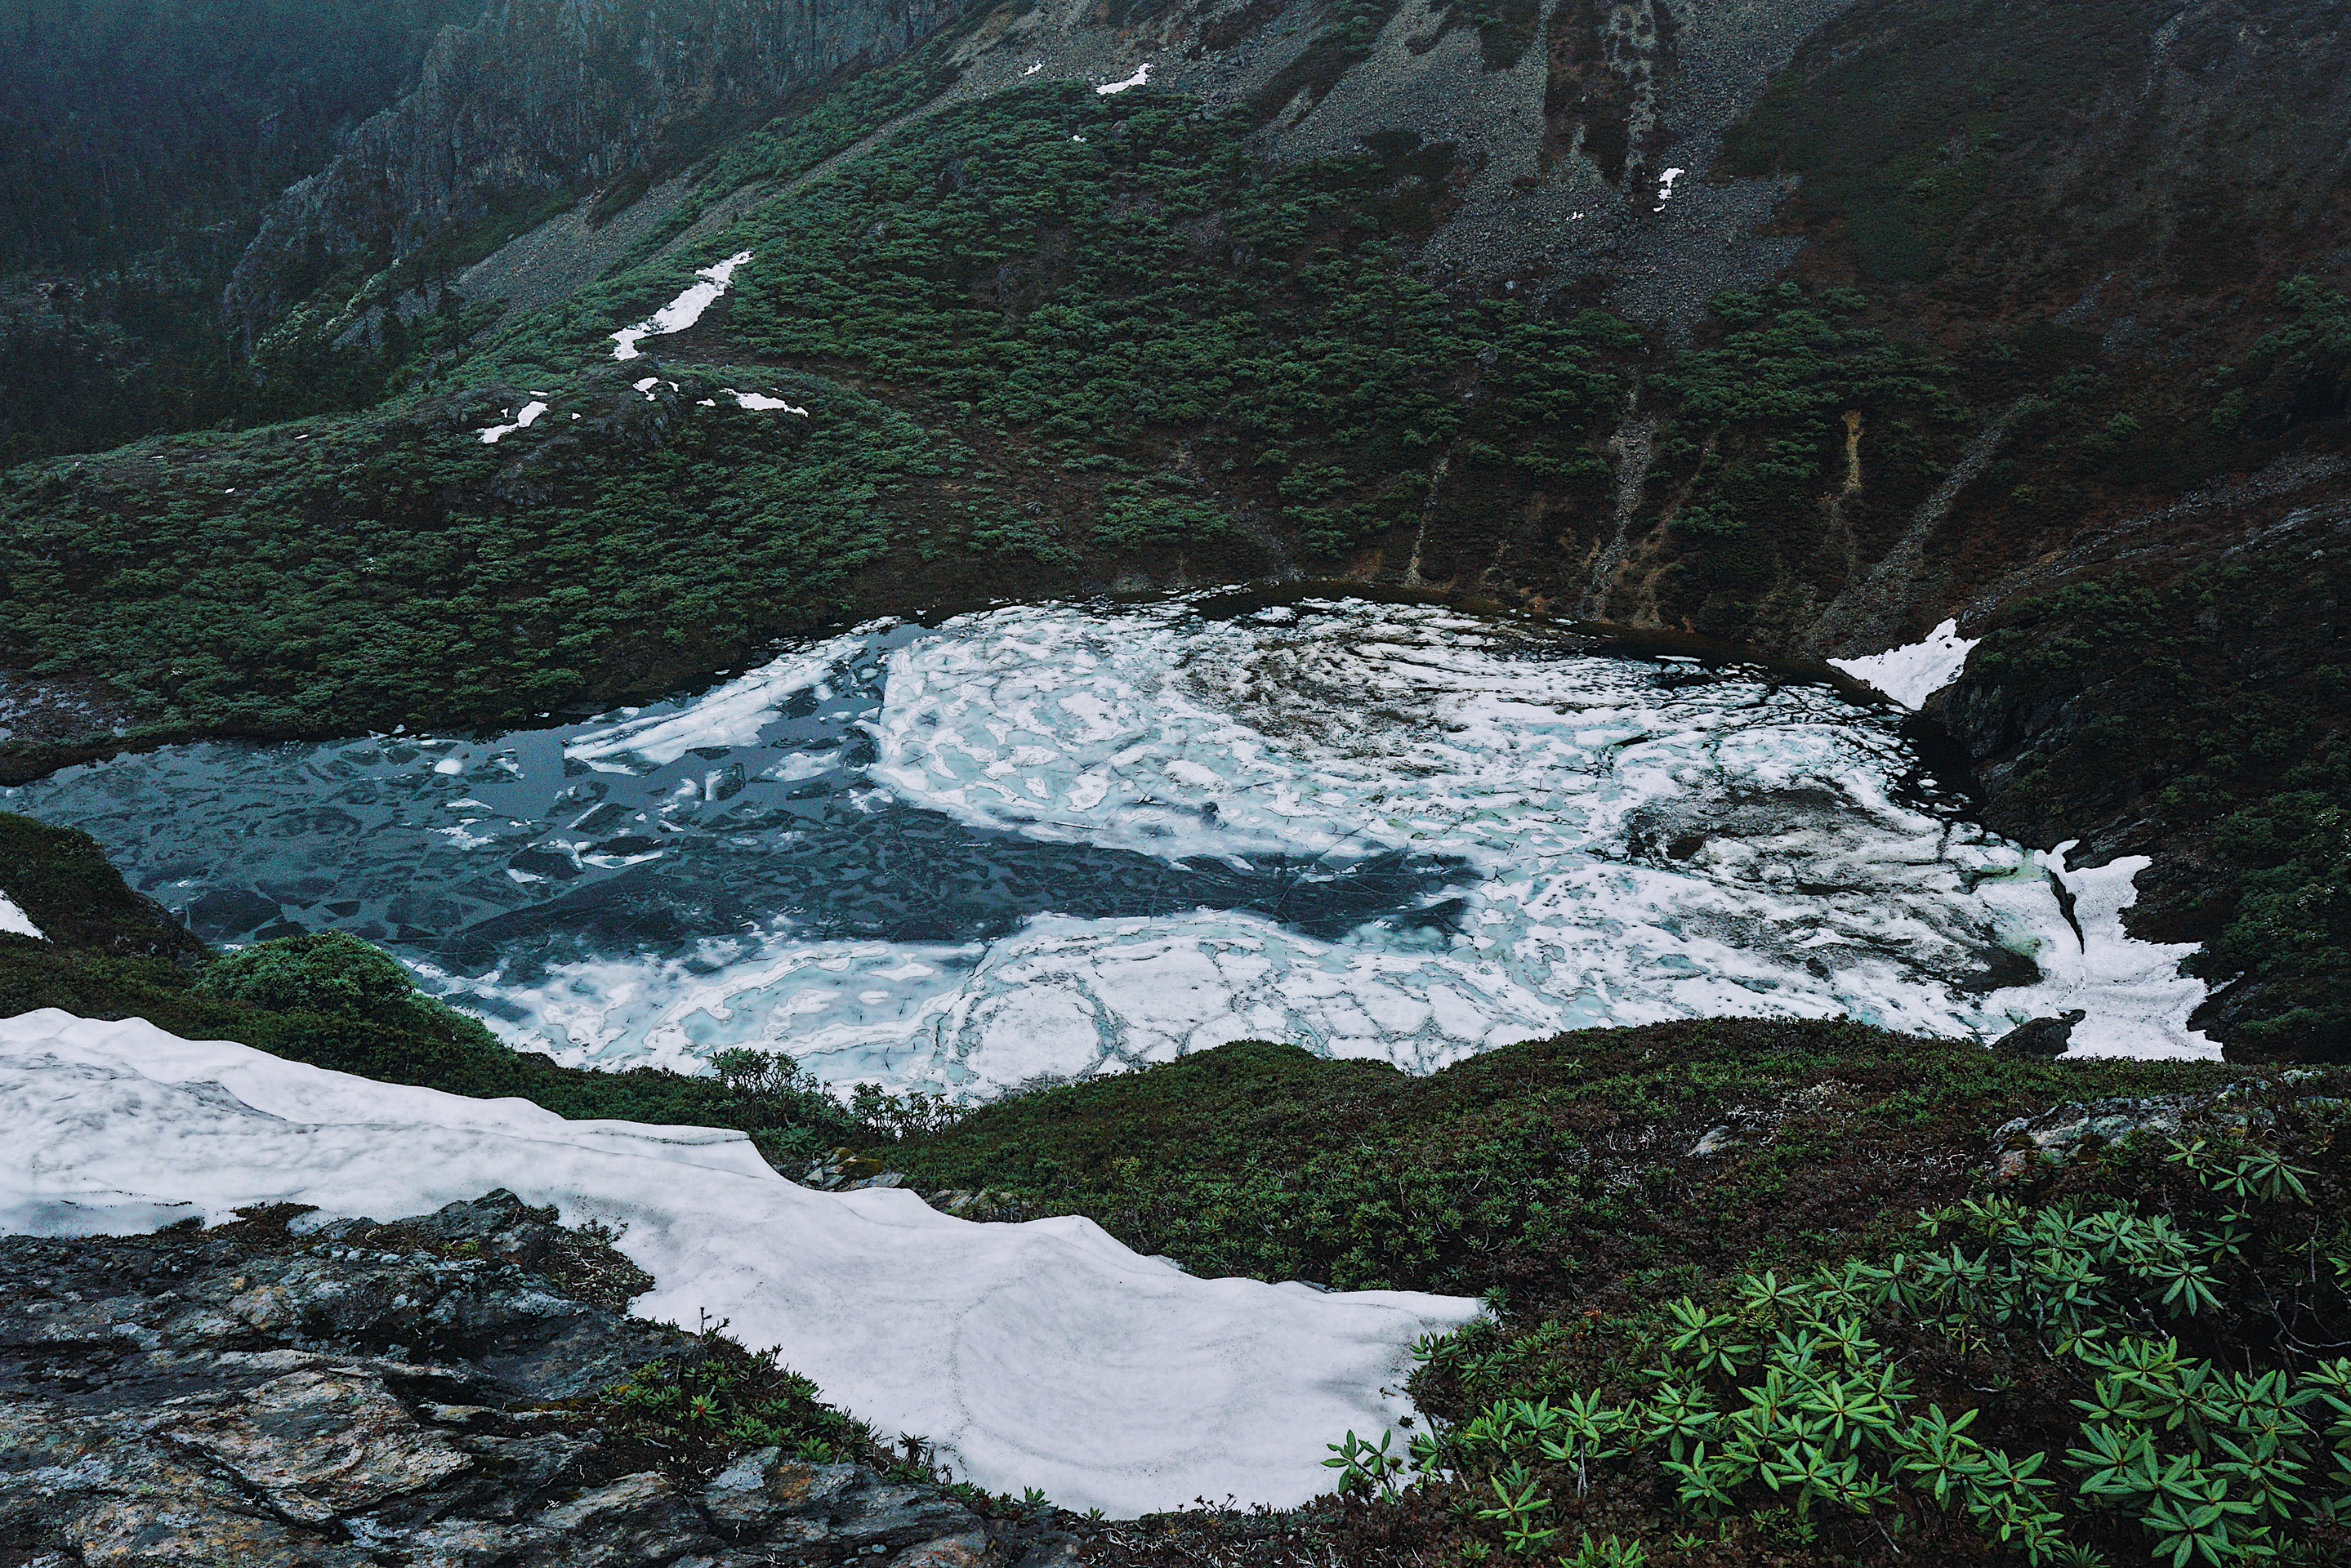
[433,756,466,776]
[1830,619,1980,710]
[477,400,549,444]
[2,1009,1479,1516]
[609,250,754,361]
[0,890,43,940]
[1097,62,1150,94]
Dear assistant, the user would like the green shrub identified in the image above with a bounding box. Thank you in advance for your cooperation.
[195,929,426,1016]
[1381,1115,2351,1564]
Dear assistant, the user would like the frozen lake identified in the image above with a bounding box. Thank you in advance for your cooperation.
[6,596,2213,1091]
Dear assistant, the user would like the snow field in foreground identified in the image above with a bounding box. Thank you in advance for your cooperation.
[1,1009,1479,1517]
[474,599,2211,1089]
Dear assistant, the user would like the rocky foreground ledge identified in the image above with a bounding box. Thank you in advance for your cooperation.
[0,1192,1082,1568]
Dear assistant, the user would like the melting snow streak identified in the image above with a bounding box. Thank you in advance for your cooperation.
[610,251,753,361]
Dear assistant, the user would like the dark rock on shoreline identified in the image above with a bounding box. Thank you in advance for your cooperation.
[0,1192,1070,1566]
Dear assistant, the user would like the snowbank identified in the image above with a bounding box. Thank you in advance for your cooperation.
[1829,619,1979,710]
[611,251,753,361]
[0,889,42,939]
[0,1009,1479,1515]
[478,400,549,444]
[1097,62,1150,94]
[723,388,810,415]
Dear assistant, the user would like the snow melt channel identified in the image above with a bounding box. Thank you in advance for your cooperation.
[2,1009,1477,1516]
[610,250,753,361]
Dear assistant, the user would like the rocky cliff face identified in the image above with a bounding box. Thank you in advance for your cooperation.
[222,0,980,350]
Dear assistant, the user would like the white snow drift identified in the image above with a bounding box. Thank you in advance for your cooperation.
[1,1009,1479,1516]
[0,889,42,940]
[477,399,549,444]
[610,251,753,361]
[1831,619,1981,710]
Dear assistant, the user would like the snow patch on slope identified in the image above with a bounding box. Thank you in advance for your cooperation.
[1830,619,1979,710]
[0,889,42,940]
[610,251,753,361]
[478,400,549,443]
[1,1009,1479,1516]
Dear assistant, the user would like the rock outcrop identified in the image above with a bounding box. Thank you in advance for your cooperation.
[222,0,982,350]
[0,1192,1073,1566]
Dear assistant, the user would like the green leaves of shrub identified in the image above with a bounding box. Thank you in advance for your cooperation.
[1392,1123,2349,1566]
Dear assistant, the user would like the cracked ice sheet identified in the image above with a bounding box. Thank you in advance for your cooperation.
[1831,619,1980,710]
[2,1009,1478,1517]
[564,632,875,768]
[454,598,2212,1091]
[610,250,752,361]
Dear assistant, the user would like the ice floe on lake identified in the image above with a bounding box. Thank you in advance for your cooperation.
[2,1009,1476,1515]
[1831,619,1981,710]
[610,250,752,361]
[4,599,2215,1094]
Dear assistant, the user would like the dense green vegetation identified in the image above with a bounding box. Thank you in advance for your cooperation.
[0,371,932,750]
[0,0,484,460]
[880,1026,2235,1317]
[1397,1119,2351,1566]
[1720,0,2175,287]
[0,83,1646,753]
[1644,284,1963,626]
[484,83,1636,558]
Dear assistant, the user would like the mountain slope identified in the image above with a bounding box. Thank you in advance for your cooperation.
[0,0,2345,1058]
[0,0,488,461]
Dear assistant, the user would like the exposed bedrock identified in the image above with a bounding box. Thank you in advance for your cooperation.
[222,0,983,350]
[0,1192,1070,1566]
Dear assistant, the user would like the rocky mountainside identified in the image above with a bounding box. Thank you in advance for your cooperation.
[221,0,986,362]
[0,0,488,462]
